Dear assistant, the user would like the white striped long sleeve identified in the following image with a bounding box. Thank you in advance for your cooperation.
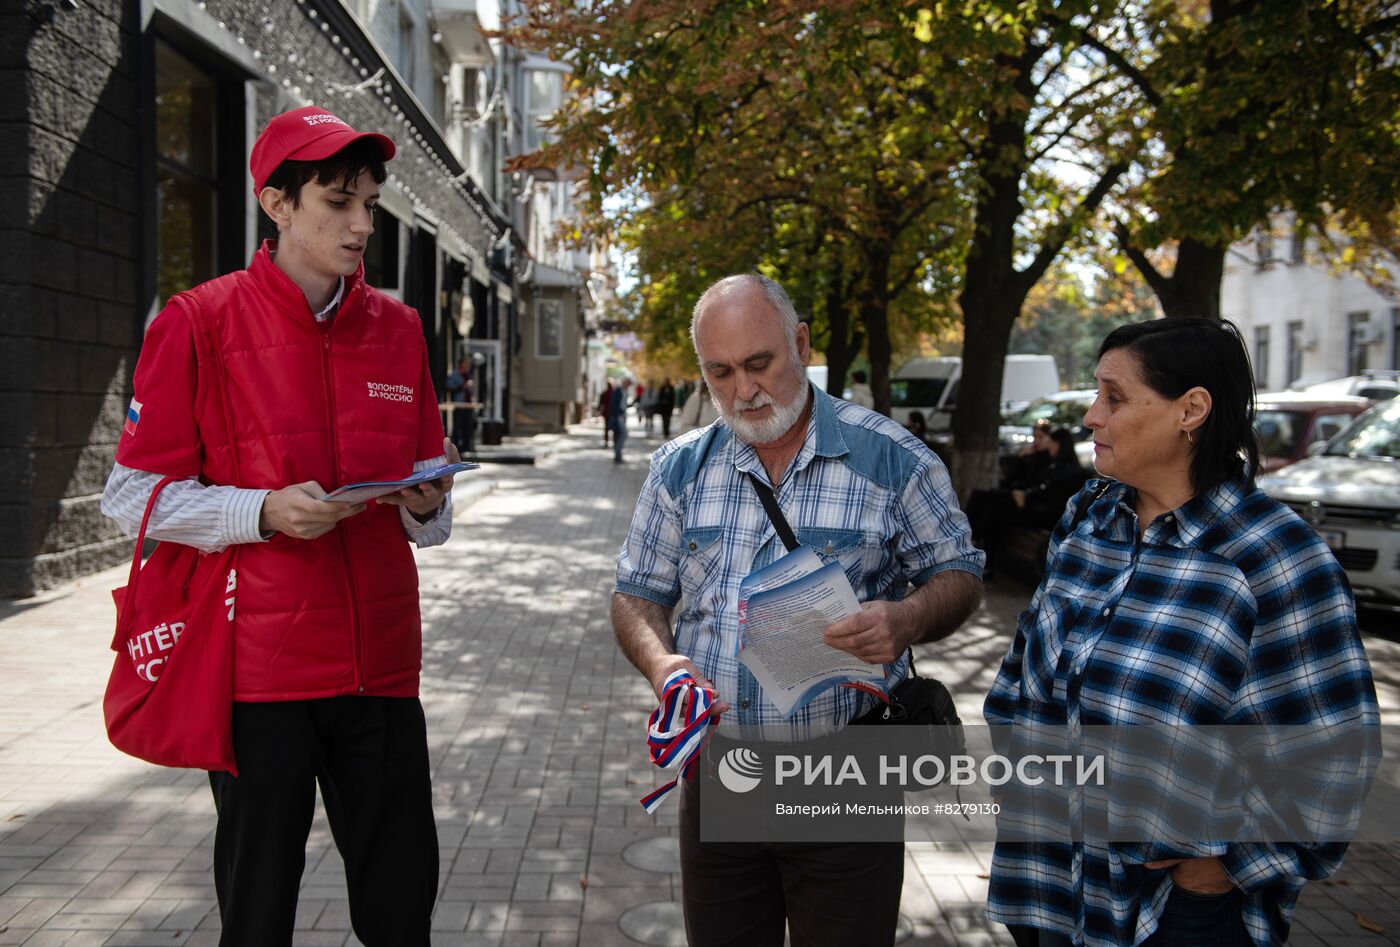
[101,459,453,553]
[101,463,270,554]
[399,455,453,548]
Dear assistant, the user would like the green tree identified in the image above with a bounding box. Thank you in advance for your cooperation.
[941,3,1143,494]
[509,0,973,413]
[1106,0,1400,318]
[1009,264,1159,389]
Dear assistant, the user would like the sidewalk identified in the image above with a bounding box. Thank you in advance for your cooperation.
[1,422,1397,946]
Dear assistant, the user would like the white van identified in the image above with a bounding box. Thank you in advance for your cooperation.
[890,354,1058,429]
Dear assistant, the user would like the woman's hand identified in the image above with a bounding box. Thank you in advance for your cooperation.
[1144,856,1234,895]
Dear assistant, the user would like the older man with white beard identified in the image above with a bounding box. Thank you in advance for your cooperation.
[612,274,984,946]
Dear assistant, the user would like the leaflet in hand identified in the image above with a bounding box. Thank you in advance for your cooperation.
[737,547,885,718]
[321,462,478,503]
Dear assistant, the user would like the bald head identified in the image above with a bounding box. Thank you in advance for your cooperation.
[690,274,801,358]
[688,274,812,444]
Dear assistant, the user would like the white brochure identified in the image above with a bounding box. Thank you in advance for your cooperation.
[737,547,885,718]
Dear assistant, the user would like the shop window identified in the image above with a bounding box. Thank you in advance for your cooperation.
[536,299,563,359]
[1347,311,1371,375]
[155,42,219,304]
[364,211,401,289]
[1254,325,1270,390]
[525,69,561,152]
[154,37,245,304]
[1286,321,1305,385]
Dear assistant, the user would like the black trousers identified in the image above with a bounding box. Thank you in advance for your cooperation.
[678,774,904,946]
[451,406,477,453]
[1007,886,1251,947]
[208,697,439,947]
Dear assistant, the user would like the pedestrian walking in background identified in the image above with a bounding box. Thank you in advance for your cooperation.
[101,106,454,947]
[984,318,1379,947]
[847,369,874,408]
[607,375,632,462]
[599,380,614,448]
[676,379,720,433]
[657,378,676,438]
[612,274,984,945]
[445,355,478,454]
[640,382,660,435]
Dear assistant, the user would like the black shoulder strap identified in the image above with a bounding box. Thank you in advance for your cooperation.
[746,471,799,552]
[1072,479,1111,529]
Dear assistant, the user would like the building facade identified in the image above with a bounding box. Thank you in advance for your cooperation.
[1222,221,1399,392]
[1,0,600,597]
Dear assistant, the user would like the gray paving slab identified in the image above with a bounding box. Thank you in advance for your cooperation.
[1,421,1399,945]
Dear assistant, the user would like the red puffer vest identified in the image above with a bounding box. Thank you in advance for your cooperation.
[124,242,443,701]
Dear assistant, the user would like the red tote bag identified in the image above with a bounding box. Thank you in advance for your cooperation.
[104,296,242,774]
[104,476,239,774]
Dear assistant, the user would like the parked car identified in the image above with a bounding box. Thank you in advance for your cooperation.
[1260,398,1400,612]
[999,390,1098,469]
[1294,369,1400,402]
[1253,393,1372,473]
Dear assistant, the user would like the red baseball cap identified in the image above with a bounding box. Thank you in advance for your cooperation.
[249,106,396,195]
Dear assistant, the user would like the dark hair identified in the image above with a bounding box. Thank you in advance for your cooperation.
[852,370,868,383]
[1047,427,1080,469]
[1097,317,1259,494]
[261,137,388,210]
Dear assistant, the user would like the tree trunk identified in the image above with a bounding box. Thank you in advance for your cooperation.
[861,245,894,416]
[822,268,855,397]
[953,291,1020,502]
[951,96,1026,500]
[1121,235,1226,320]
[948,35,1125,500]
[1158,238,1225,319]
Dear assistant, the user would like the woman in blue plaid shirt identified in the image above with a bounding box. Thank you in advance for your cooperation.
[984,318,1379,947]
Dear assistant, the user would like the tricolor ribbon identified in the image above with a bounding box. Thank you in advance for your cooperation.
[639,668,718,813]
[839,680,890,704]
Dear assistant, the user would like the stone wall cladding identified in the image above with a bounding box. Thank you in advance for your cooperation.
[200,0,501,259]
[5,0,505,597]
[1,2,139,598]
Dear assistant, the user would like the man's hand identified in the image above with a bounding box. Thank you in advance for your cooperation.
[612,593,729,722]
[1143,856,1235,895]
[824,600,915,665]
[650,654,731,721]
[259,482,366,540]
[378,438,461,520]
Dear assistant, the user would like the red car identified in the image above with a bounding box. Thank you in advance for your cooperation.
[1254,393,1373,473]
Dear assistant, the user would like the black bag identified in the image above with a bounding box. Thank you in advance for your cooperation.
[851,658,966,756]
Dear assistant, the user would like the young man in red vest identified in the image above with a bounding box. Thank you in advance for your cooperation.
[102,107,456,946]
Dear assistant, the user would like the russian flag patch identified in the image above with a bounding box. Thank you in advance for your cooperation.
[123,399,142,436]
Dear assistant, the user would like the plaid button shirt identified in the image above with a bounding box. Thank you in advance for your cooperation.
[616,386,983,741]
[984,477,1379,947]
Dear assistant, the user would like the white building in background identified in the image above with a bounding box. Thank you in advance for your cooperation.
[1222,221,1398,392]
[363,0,613,433]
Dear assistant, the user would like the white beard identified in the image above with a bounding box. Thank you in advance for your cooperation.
[717,382,808,445]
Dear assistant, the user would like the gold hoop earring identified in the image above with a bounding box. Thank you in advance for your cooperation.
[1184,430,1195,445]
